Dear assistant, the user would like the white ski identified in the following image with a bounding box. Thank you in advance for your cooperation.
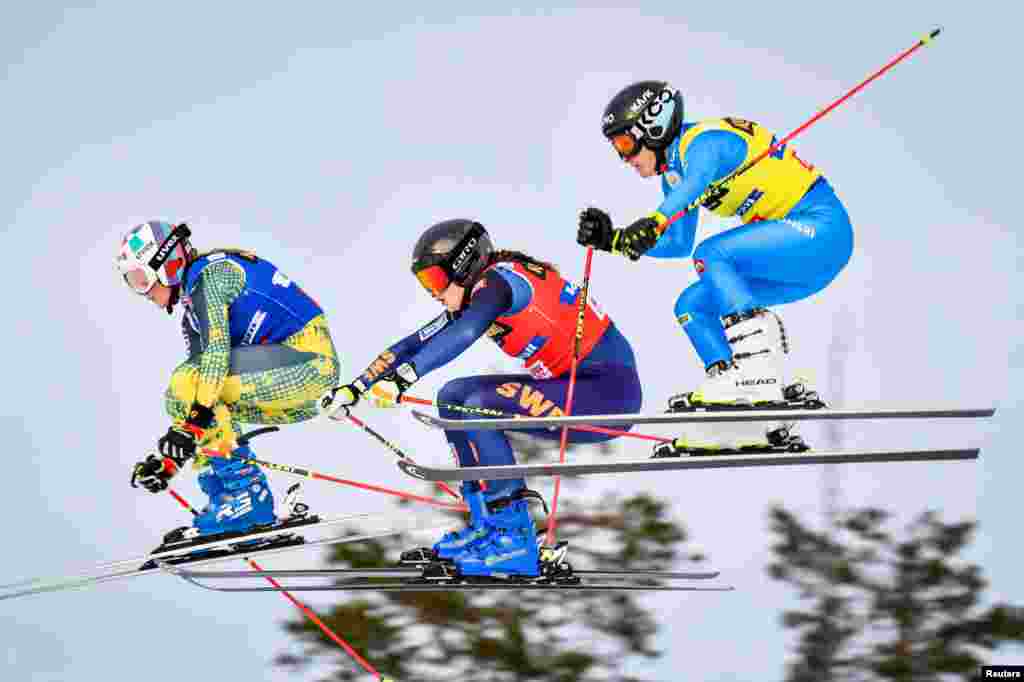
[411,407,996,431]
[0,512,452,602]
[396,448,979,482]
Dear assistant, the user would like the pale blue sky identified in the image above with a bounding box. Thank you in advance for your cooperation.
[1,2,1020,681]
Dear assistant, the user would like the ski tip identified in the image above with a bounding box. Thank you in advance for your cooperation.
[397,460,427,480]
[411,410,443,429]
[154,560,182,575]
[666,571,721,580]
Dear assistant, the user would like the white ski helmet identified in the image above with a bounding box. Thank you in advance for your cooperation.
[116,220,192,295]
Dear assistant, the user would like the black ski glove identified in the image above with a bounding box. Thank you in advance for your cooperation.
[130,454,180,493]
[578,208,661,261]
[577,207,615,252]
[157,402,215,464]
[613,216,662,261]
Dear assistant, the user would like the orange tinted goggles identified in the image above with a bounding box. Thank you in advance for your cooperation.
[415,265,451,297]
[609,131,641,159]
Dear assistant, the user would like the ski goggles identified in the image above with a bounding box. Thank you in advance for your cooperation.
[608,130,642,160]
[122,265,158,295]
[414,265,451,297]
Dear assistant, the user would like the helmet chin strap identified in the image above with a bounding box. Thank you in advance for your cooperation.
[654,146,668,173]
[166,284,180,315]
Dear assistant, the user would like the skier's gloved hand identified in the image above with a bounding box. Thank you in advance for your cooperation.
[318,380,366,419]
[577,207,615,251]
[367,362,418,409]
[612,216,661,261]
[157,403,214,466]
[130,454,180,493]
[157,427,197,464]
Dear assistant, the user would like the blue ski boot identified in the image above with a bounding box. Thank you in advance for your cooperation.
[455,490,542,578]
[433,482,491,560]
[399,482,490,564]
[193,445,276,536]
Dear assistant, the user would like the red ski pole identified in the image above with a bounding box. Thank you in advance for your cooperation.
[340,411,463,501]
[655,27,942,236]
[164,490,393,681]
[545,247,595,545]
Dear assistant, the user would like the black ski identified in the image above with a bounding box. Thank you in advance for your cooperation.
[162,564,730,593]
[397,448,979,482]
[147,513,322,558]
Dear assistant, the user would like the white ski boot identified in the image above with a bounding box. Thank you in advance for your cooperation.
[667,309,818,447]
[670,309,784,409]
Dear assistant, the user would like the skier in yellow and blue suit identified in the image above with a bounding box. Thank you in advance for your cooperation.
[117,221,339,538]
[578,81,853,440]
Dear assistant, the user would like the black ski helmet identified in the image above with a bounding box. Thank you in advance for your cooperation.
[601,80,684,155]
[411,219,494,294]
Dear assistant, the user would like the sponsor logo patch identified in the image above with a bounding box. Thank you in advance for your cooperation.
[528,360,553,380]
[629,88,656,114]
[735,189,764,217]
[522,261,547,278]
[516,335,548,360]
[559,282,580,306]
[451,237,478,275]
[418,313,449,341]
[364,351,397,381]
[485,321,513,347]
[244,310,267,344]
[782,219,816,238]
[738,378,777,386]
[724,117,756,135]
